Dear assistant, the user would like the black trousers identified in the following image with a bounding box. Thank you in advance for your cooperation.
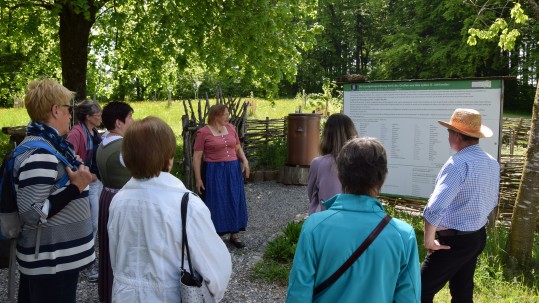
[18,270,80,303]
[421,227,486,303]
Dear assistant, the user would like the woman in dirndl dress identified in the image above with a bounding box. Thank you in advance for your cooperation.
[193,104,249,248]
[95,101,134,303]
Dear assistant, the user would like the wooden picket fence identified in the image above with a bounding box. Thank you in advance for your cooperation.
[243,117,287,170]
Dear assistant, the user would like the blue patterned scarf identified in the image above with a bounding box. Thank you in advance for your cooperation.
[81,122,94,166]
[81,122,102,177]
[26,121,82,168]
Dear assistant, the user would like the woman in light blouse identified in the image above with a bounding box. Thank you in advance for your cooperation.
[108,116,231,302]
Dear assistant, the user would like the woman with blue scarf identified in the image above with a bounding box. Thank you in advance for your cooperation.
[67,100,103,282]
[14,79,94,302]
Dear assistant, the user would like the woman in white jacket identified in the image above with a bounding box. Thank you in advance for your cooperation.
[107,116,232,302]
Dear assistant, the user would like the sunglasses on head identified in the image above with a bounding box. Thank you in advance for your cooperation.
[60,104,73,114]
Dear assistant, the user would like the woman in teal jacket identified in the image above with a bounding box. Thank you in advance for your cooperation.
[287,137,421,303]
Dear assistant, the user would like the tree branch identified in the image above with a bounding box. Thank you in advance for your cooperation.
[527,0,539,19]
[94,0,112,10]
[7,0,54,10]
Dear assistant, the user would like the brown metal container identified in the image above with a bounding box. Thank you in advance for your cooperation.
[286,114,321,166]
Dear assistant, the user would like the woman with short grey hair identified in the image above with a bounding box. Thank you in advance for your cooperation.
[336,136,387,196]
[66,100,103,282]
[287,137,421,302]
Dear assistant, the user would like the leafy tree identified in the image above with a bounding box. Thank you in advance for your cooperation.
[289,0,388,94]
[0,1,61,106]
[372,0,513,80]
[468,0,539,269]
[0,0,320,103]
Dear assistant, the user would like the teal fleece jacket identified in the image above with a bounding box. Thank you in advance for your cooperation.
[287,194,421,303]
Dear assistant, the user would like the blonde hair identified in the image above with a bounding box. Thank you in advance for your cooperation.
[25,79,75,123]
[123,116,176,179]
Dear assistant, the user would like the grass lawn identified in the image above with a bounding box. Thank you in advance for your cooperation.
[503,109,533,119]
[0,98,313,162]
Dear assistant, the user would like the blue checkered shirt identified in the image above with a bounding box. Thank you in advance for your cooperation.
[423,144,500,231]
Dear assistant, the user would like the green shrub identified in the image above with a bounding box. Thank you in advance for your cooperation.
[282,220,303,245]
[254,137,287,170]
[307,78,343,115]
[252,221,303,285]
[263,221,303,265]
[251,261,291,286]
[264,235,297,264]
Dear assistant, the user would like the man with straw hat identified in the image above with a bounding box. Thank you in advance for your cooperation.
[421,108,500,303]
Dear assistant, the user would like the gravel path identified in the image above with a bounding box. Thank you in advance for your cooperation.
[0,181,308,302]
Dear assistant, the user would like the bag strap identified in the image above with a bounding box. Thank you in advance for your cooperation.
[15,141,74,188]
[180,192,191,270]
[15,141,72,167]
[313,214,392,299]
[7,239,17,303]
[180,192,202,284]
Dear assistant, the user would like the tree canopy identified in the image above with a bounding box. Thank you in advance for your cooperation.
[0,0,538,110]
[0,0,321,104]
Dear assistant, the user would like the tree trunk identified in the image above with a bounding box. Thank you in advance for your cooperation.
[58,3,97,100]
[355,12,363,73]
[506,84,539,267]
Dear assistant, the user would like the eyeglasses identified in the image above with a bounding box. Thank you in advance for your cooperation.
[61,104,73,115]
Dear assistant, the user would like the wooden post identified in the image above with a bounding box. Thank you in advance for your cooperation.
[278,165,310,185]
[181,114,193,190]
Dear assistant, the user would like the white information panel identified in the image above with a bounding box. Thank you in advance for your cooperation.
[343,80,502,199]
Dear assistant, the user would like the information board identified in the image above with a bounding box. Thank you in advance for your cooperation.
[343,79,502,199]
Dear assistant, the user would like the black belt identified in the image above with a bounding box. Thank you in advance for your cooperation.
[436,229,478,237]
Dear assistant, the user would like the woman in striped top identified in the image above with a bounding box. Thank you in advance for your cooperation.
[14,79,94,303]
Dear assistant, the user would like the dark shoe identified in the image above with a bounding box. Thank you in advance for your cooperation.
[229,237,246,249]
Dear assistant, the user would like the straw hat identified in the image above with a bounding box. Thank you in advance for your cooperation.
[438,108,493,138]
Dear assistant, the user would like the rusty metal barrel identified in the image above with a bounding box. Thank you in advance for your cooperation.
[286,114,321,166]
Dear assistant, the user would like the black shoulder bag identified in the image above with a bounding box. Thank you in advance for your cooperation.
[180,192,213,302]
[312,214,392,299]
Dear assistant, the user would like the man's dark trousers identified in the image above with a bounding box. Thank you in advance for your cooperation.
[421,227,486,303]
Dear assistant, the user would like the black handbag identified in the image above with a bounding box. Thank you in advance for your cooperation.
[313,214,392,299]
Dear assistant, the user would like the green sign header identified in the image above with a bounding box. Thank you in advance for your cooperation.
[345,80,502,91]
